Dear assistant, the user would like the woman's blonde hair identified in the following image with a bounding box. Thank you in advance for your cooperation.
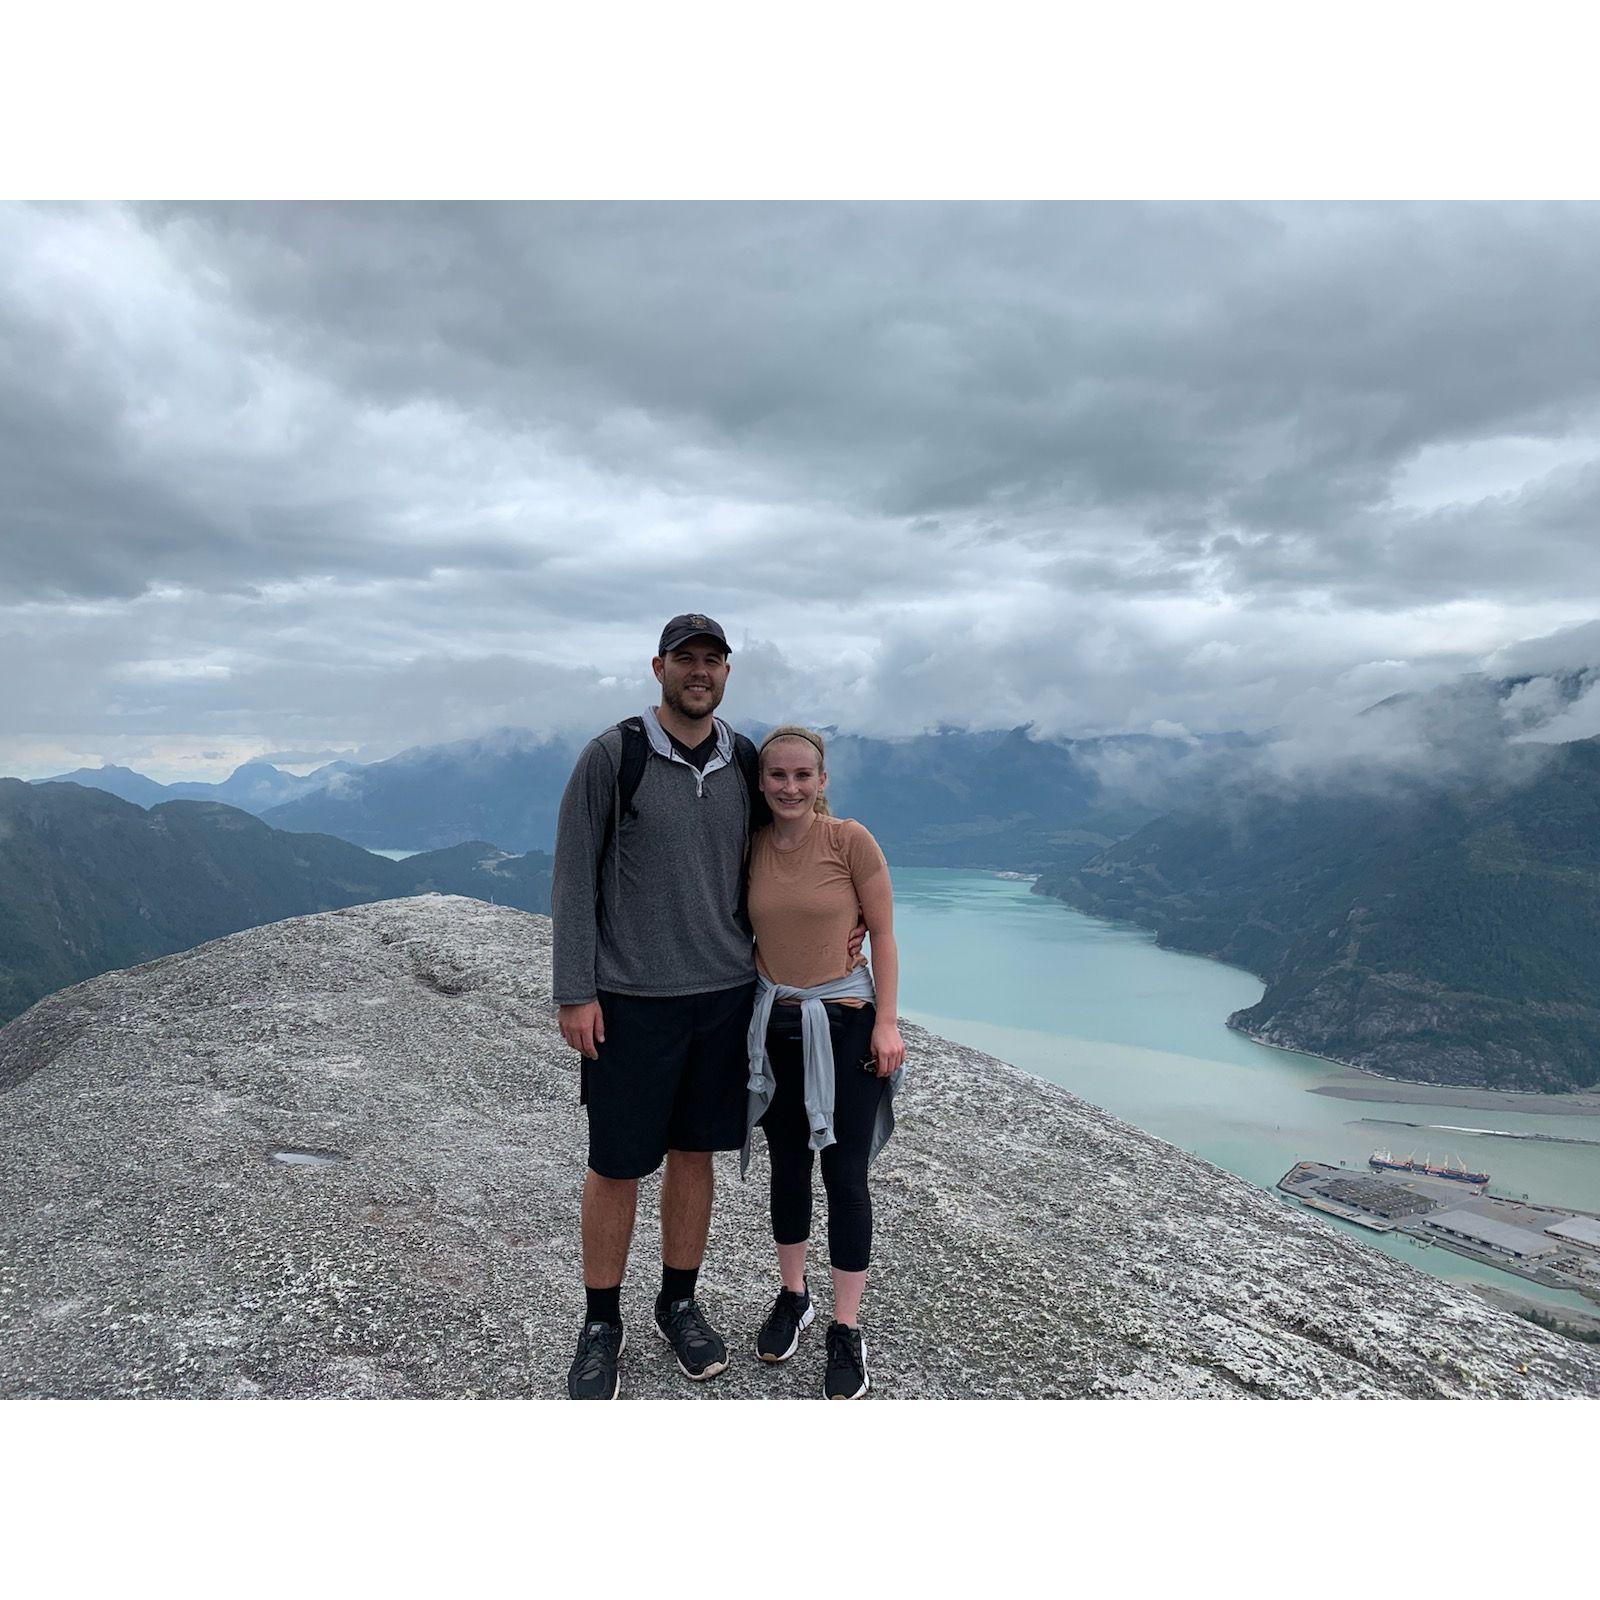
[758,724,830,816]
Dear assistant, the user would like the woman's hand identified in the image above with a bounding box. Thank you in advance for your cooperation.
[870,1018,905,1077]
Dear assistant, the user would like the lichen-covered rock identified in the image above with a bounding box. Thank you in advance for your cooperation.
[2,895,1596,1399]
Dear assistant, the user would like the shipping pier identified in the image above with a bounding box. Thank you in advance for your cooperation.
[1279,1160,1600,1304]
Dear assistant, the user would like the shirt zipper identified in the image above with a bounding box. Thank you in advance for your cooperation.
[664,747,727,799]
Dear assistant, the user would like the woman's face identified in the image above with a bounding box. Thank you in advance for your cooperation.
[760,737,826,821]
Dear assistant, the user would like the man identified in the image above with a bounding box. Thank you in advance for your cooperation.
[551,613,763,1400]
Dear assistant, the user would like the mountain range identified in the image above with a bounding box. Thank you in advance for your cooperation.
[255,723,1215,864]
[0,778,550,1029]
[9,664,1600,1092]
[35,758,360,812]
[5,723,1214,1031]
[43,724,1227,868]
[1037,733,1600,1094]
[820,726,1244,869]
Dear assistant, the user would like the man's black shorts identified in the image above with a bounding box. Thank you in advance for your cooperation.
[580,980,756,1180]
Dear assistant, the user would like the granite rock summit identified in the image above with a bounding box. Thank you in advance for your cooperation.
[2,895,1597,1399]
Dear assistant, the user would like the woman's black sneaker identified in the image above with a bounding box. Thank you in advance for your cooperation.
[567,1320,626,1400]
[824,1320,870,1399]
[654,1296,729,1380]
[756,1284,815,1363]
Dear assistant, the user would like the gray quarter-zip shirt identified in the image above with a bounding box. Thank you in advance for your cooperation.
[551,708,757,1005]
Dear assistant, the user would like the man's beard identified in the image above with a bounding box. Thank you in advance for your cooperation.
[662,679,724,722]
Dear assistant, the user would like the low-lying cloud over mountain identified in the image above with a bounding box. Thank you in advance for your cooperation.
[5,203,1600,781]
[1242,662,1600,800]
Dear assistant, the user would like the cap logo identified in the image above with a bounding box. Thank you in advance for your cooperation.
[687,613,708,628]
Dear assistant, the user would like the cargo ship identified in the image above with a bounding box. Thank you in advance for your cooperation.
[1369,1149,1490,1187]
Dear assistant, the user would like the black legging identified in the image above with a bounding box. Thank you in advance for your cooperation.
[760,1001,887,1274]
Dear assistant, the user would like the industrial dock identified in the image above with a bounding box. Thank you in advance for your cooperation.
[1279,1159,1600,1305]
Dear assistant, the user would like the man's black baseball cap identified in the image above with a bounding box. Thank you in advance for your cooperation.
[658,613,732,655]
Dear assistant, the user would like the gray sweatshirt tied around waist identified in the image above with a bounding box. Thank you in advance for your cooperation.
[551,708,756,1006]
[740,965,902,1180]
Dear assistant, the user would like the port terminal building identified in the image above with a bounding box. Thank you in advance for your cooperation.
[1277,1161,1600,1300]
[1417,1209,1561,1262]
[1545,1216,1600,1250]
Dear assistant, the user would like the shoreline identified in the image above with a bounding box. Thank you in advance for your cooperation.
[1355,1115,1600,1147]
[1311,1081,1600,1118]
[1032,883,1600,1113]
[1231,1023,1600,1114]
[1468,1283,1600,1341]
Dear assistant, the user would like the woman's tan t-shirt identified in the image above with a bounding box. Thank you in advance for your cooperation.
[747,815,888,994]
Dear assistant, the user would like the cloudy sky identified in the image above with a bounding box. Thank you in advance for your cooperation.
[4,200,1600,782]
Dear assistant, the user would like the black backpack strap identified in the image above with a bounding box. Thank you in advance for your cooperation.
[732,731,771,929]
[599,717,649,866]
[616,717,650,821]
[732,732,772,832]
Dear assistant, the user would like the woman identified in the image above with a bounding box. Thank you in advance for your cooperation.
[742,724,906,1399]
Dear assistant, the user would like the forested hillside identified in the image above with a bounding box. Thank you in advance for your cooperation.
[1037,738,1600,1093]
[0,780,550,1027]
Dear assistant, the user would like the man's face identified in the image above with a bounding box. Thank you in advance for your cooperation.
[653,638,730,722]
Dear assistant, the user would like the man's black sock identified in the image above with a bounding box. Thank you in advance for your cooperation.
[585,1285,622,1329]
[659,1265,699,1307]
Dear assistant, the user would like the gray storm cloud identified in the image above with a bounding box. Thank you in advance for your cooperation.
[4,201,1600,780]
